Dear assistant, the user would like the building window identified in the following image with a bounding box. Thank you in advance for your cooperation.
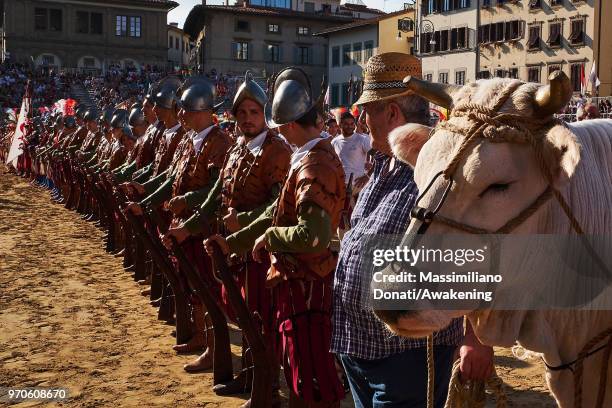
[477,71,491,79]
[569,18,585,45]
[528,66,540,82]
[528,25,541,50]
[570,63,583,92]
[364,41,374,61]
[438,72,449,84]
[331,84,340,106]
[76,11,89,34]
[250,0,291,8]
[265,44,281,62]
[505,20,522,41]
[91,13,103,34]
[548,21,562,47]
[296,46,310,65]
[342,44,351,65]
[548,64,561,76]
[425,73,433,82]
[169,36,173,48]
[267,23,280,33]
[76,11,103,34]
[297,26,310,36]
[440,30,449,52]
[304,2,315,12]
[35,8,48,30]
[331,46,340,67]
[529,0,542,9]
[551,0,563,5]
[175,38,179,49]
[49,9,62,31]
[420,32,433,53]
[232,41,249,60]
[341,83,349,106]
[451,27,467,49]
[455,70,466,85]
[509,67,519,78]
[353,43,362,64]
[236,20,250,32]
[116,15,127,36]
[129,16,141,37]
[495,69,505,78]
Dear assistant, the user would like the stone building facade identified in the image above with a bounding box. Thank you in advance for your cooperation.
[193,3,356,92]
[1,0,177,73]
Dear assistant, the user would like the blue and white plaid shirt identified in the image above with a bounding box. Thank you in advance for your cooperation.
[332,151,464,360]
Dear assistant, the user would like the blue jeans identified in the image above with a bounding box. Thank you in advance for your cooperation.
[339,346,456,408]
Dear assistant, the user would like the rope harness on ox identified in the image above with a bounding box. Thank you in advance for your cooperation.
[414,81,611,408]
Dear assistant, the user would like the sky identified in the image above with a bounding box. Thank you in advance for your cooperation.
[167,0,411,27]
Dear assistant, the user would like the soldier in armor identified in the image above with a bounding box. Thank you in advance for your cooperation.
[126,78,232,364]
[164,72,291,397]
[249,68,346,407]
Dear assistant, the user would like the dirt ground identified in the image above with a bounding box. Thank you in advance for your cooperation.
[0,171,556,407]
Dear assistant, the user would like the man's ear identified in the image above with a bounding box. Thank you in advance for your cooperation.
[389,123,431,168]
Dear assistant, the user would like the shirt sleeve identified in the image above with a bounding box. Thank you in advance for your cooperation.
[225,203,276,255]
[264,202,332,253]
[140,174,175,208]
[182,176,222,234]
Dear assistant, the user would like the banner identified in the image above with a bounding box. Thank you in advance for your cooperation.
[6,82,31,167]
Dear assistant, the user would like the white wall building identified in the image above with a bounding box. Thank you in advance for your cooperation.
[316,20,378,107]
[167,23,191,70]
[416,0,478,85]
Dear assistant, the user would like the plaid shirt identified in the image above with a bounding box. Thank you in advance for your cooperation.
[332,151,464,360]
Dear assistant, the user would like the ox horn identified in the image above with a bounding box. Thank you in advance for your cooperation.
[403,76,461,109]
[534,71,572,116]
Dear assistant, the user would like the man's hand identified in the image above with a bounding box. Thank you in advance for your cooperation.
[162,226,190,250]
[223,207,240,233]
[125,201,143,216]
[251,234,269,263]
[204,234,230,256]
[459,327,494,382]
[353,175,369,190]
[167,196,187,215]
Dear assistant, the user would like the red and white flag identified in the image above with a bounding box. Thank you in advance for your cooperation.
[589,61,601,93]
[6,81,32,167]
[580,63,587,95]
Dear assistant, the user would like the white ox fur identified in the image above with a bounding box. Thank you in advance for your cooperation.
[385,78,612,408]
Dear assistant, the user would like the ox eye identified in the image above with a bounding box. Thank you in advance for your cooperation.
[480,182,512,198]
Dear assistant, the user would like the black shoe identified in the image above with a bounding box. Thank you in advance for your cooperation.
[212,370,251,396]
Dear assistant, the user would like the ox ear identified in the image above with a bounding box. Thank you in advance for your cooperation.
[389,123,431,168]
[543,124,581,188]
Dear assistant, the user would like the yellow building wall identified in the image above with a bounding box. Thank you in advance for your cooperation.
[378,10,415,55]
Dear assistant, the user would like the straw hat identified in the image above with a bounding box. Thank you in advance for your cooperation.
[354,52,422,106]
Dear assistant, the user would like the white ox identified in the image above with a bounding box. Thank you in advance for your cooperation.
[373,72,612,408]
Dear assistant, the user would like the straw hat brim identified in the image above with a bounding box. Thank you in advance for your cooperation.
[354,88,414,106]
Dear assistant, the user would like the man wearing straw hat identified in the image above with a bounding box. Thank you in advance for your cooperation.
[331,53,494,407]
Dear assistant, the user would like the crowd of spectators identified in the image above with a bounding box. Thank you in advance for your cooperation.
[0,64,75,110]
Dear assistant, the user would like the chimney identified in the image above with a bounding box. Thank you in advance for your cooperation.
[243,0,248,7]
[201,0,206,5]
[170,22,179,27]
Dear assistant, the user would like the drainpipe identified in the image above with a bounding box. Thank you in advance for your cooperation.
[475,0,480,81]
[596,0,602,96]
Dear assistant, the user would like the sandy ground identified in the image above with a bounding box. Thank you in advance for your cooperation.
[0,171,556,407]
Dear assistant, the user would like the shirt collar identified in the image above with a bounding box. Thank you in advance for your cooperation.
[164,123,181,134]
[246,130,267,155]
[192,125,215,151]
[290,135,325,171]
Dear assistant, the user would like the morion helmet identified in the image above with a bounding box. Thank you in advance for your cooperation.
[129,103,147,126]
[264,67,316,128]
[83,108,98,122]
[232,71,267,115]
[110,109,129,129]
[178,76,223,112]
[64,116,77,129]
[154,76,182,110]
